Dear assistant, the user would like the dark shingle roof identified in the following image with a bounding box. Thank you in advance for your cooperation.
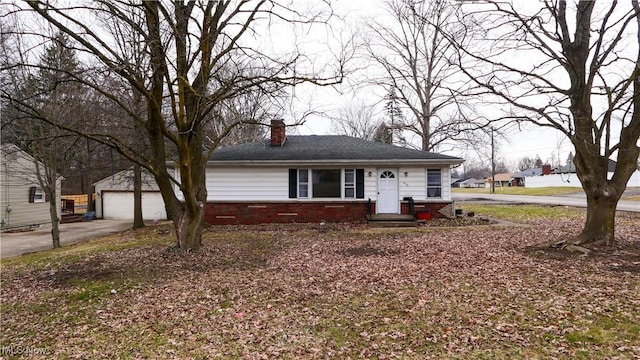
[209,135,462,163]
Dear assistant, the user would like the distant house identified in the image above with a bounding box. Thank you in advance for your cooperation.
[511,165,552,186]
[94,169,168,221]
[459,178,486,188]
[451,177,464,188]
[485,173,513,188]
[197,120,464,225]
[0,144,62,230]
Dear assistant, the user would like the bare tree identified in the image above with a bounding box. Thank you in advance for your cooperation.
[456,1,640,245]
[1,31,85,247]
[206,90,283,147]
[517,156,543,171]
[3,1,349,250]
[365,0,487,152]
[330,100,381,141]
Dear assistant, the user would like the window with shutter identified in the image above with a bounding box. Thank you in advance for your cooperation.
[289,168,366,199]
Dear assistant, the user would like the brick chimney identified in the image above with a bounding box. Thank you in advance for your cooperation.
[541,164,552,175]
[270,119,286,147]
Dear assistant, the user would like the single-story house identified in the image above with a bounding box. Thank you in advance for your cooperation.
[200,120,464,225]
[94,168,167,220]
[485,173,513,188]
[0,144,62,230]
[459,178,486,188]
[511,165,552,186]
[451,177,464,188]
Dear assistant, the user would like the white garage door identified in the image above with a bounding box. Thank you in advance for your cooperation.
[102,192,167,220]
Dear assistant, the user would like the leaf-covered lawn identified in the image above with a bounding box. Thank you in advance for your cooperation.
[1,209,639,359]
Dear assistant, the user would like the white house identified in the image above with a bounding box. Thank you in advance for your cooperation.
[0,144,62,230]
[94,168,167,220]
[200,120,464,225]
[459,178,485,188]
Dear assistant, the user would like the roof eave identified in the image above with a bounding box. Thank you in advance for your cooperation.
[206,158,464,167]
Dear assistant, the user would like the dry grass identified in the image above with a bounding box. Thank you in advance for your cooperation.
[623,195,640,202]
[1,209,639,359]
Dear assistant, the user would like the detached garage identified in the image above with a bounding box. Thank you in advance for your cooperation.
[94,169,168,221]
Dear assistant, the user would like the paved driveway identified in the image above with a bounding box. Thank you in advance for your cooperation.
[0,219,133,259]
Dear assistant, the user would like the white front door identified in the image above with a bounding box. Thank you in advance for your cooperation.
[377,169,399,214]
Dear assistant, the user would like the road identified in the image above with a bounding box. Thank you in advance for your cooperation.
[0,219,133,259]
[453,192,640,212]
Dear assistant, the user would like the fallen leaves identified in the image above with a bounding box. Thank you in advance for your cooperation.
[0,211,639,358]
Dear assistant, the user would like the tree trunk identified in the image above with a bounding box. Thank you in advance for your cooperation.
[174,202,205,250]
[576,191,617,245]
[154,155,208,251]
[132,164,145,229]
[48,189,60,248]
[169,161,207,250]
[86,138,94,212]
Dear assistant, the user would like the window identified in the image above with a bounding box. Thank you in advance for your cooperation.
[290,168,364,199]
[380,170,395,179]
[427,169,442,198]
[298,169,309,198]
[344,169,355,198]
[313,169,341,198]
[28,186,45,203]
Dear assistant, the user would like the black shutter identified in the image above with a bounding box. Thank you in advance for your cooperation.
[356,169,365,199]
[28,186,36,203]
[288,169,297,198]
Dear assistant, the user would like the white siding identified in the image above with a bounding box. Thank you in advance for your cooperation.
[207,166,384,201]
[94,169,159,192]
[1,145,61,229]
[204,165,455,203]
[207,167,289,201]
[525,171,640,188]
[524,174,580,188]
[442,166,451,201]
[364,167,377,200]
[392,166,451,201]
[399,167,426,200]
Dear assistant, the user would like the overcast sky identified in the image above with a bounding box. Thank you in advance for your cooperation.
[281,0,577,172]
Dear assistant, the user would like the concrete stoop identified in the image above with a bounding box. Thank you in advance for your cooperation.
[367,214,417,228]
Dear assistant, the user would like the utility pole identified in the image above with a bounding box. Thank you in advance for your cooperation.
[491,127,495,194]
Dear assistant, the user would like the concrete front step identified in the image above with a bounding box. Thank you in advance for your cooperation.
[368,214,415,221]
[368,220,418,228]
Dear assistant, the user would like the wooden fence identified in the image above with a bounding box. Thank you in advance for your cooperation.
[61,194,95,214]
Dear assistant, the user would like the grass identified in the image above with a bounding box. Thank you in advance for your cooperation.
[1,209,639,359]
[459,203,585,222]
[566,315,640,345]
[453,186,582,196]
[623,195,640,201]
[0,224,174,270]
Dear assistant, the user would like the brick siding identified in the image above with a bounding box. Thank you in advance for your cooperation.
[205,201,452,225]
